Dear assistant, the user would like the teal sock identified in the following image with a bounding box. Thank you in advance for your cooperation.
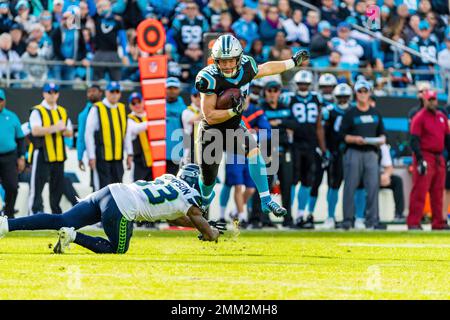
[327,188,338,219]
[297,186,311,211]
[291,185,296,207]
[308,196,317,214]
[247,152,271,204]
[199,178,215,199]
[355,188,366,219]
[219,185,231,207]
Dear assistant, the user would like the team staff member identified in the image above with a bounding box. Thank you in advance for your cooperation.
[409,90,450,230]
[261,81,294,228]
[85,81,127,191]
[125,92,152,181]
[29,83,73,214]
[0,89,25,218]
[77,85,103,172]
[340,80,386,230]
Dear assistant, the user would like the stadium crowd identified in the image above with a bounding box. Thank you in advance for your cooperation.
[0,0,449,231]
[0,0,448,91]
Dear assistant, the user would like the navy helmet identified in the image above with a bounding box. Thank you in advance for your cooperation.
[177,163,201,193]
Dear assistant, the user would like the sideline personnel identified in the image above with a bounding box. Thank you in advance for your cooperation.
[85,81,127,190]
[0,89,25,218]
[408,89,450,230]
[28,83,73,214]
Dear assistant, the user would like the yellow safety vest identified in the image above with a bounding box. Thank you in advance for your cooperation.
[94,101,127,161]
[128,114,153,167]
[29,105,68,163]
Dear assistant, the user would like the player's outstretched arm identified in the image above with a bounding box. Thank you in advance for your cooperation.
[255,50,309,79]
[201,93,236,125]
[186,205,220,241]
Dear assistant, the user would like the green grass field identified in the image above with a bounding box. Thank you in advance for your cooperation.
[1,229,450,300]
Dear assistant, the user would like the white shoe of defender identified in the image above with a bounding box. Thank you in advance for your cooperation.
[53,227,76,254]
[321,218,335,230]
[354,218,366,230]
[0,215,8,238]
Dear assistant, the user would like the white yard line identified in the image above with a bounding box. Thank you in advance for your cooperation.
[339,243,450,248]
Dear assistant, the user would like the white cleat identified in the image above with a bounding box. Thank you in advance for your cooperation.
[53,227,76,254]
[321,217,335,230]
[0,215,8,238]
[354,218,366,230]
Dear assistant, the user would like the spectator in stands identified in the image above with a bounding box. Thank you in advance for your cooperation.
[13,0,37,34]
[337,0,357,22]
[379,143,406,222]
[389,51,413,88]
[28,22,52,59]
[310,20,331,59]
[426,11,446,43]
[212,11,234,33]
[232,7,259,53]
[85,81,127,190]
[90,0,128,81]
[249,39,266,64]
[305,10,320,38]
[165,77,186,175]
[408,89,450,230]
[21,40,48,87]
[320,0,340,27]
[438,33,450,94]
[77,84,103,173]
[0,1,14,34]
[171,1,209,58]
[149,0,178,19]
[166,43,183,79]
[121,33,140,82]
[340,80,386,230]
[259,6,283,47]
[52,0,65,26]
[408,20,439,82]
[330,21,364,67]
[229,0,245,22]
[180,43,203,87]
[39,11,55,36]
[0,32,23,81]
[203,0,228,27]
[404,14,421,43]
[28,83,73,214]
[10,23,26,56]
[51,11,89,85]
[282,9,309,47]
[268,30,288,61]
[417,0,433,18]
[277,0,291,21]
[0,89,25,219]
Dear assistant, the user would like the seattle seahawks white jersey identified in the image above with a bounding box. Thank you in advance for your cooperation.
[108,174,202,222]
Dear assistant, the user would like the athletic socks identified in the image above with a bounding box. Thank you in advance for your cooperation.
[308,196,317,215]
[297,186,311,211]
[199,178,215,199]
[219,184,231,219]
[247,151,270,200]
[327,188,339,219]
[74,232,116,254]
[355,188,366,219]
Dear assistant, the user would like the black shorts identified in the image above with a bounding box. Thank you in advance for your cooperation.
[197,121,259,185]
[292,147,316,187]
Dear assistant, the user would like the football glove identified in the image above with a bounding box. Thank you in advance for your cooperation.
[231,94,245,115]
[417,159,427,176]
[291,50,309,67]
[208,220,227,233]
[315,147,330,169]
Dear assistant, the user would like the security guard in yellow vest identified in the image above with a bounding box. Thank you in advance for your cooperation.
[181,87,201,164]
[125,92,153,181]
[85,82,127,190]
[28,83,73,214]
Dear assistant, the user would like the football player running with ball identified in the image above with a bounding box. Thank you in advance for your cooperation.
[0,164,226,254]
[195,34,309,218]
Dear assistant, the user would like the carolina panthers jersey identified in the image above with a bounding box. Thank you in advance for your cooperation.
[285,92,322,149]
[324,104,346,153]
[108,174,202,222]
[195,55,259,130]
[172,14,209,52]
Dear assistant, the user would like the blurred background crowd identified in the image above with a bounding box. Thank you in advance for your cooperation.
[0,0,448,96]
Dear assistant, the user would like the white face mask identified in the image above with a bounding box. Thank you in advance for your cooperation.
[296,90,309,97]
